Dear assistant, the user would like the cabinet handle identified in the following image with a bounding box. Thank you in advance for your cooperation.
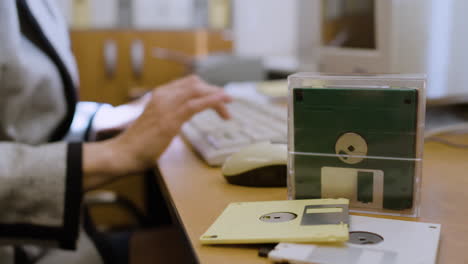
[104,40,118,78]
[131,39,145,79]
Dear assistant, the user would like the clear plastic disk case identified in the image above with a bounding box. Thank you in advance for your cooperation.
[287,73,426,217]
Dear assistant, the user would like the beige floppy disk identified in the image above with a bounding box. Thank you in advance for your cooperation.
[200,199,349,245]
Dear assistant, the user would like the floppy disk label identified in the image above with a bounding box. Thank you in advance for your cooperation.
[321,167,384,209]
[301,204,349,226]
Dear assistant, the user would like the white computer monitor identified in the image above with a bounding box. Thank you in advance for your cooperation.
[318,0,468,104]
[319,0,391,74]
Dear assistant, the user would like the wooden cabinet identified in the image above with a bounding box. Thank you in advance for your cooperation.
[71,30,233,105]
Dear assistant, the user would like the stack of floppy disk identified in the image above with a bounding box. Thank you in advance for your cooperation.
[200,198,441,264]
[201,74,441,264]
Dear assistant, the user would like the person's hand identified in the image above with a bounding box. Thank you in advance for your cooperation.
[83,75,231,190]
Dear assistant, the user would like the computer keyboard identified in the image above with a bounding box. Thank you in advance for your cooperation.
[181,98,287,166]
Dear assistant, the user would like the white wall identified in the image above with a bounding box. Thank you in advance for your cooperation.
[393,0,468,100]
[391,0,430,75]
[53,0,196,29]
[53,0,118,27]
[93,0,119,28]
[427,0,468,100]
[233,0,299,58]
[132,0,194,29]
[232,0,320,71]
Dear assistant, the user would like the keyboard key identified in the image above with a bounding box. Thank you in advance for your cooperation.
[207,130,251,149]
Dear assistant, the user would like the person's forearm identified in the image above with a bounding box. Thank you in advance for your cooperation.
[83,141,115,191]
[82,140,132,191]
[82,134,159,191]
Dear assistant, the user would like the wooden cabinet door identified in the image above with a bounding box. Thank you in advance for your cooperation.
[71,30,132,105]
[72,30,233,104]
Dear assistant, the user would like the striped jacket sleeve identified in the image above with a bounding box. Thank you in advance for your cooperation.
[0,142,82,250]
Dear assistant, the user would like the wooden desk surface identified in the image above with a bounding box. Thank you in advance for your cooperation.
[158,135,468,263]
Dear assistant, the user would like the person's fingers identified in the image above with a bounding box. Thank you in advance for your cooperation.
[165,74,202,88]
[159,75,223,105]
[176,82,221,104]
[212,94,232,119]
[177,92,231,121]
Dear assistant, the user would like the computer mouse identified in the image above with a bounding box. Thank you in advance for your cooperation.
[222,142,287,187]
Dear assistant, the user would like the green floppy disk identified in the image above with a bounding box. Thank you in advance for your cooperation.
[292,87,418,210]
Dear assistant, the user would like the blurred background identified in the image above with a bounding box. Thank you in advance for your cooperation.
[54,0,468,229]
[55,0,468,106]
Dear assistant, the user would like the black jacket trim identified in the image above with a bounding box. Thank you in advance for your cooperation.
[16,0,77,142]
[61,143,83,249]
[0,225,62,241]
